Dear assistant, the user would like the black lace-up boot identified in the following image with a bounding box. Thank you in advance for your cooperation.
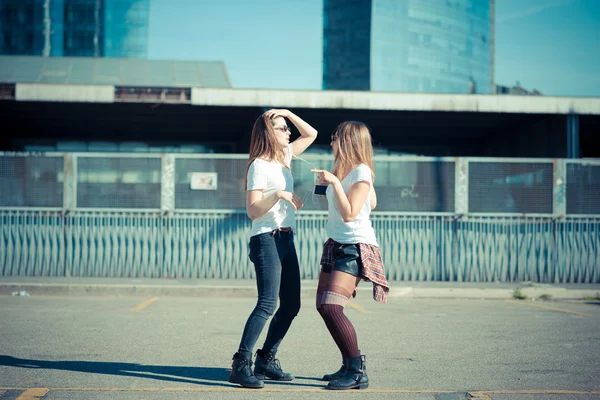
[253,349,294,381]
[228,352,264,388]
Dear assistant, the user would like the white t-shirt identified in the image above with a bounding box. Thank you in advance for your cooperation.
[326,164,379,246]
[246,144,295,237]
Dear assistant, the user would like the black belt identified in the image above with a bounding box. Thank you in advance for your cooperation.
[272,227,292,234]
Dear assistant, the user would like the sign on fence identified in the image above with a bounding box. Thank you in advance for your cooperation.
[190,172,218,190]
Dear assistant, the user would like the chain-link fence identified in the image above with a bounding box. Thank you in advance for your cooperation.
[1,152,599,281]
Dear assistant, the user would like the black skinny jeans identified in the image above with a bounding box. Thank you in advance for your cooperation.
[237,230,301,360]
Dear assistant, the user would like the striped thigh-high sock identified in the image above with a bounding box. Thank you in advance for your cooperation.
[318,290,359,358]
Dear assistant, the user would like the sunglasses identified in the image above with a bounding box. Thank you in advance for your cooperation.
[275,126,291,133]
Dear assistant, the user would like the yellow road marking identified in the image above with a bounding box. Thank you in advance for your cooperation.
[16,388,48,399]
[348,301,368,313]
[129,297,159,311]
[484,390,600,395]
[504,300,592,317]
[2,387,454,393]
[2,387,600,395]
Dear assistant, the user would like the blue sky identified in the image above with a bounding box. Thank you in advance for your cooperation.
[148,0,600,97]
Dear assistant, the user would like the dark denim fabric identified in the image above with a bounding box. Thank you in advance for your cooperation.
[237,230,301,359]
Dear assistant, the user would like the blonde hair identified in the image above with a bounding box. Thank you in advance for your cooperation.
[331,121,375,182]
[244,113,287,189]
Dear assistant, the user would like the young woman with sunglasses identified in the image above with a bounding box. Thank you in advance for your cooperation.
[228,109,318,389]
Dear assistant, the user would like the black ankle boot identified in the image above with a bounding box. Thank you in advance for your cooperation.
[327,354,369,390]
[322,358,347,381]
[253,349,294,381]
[228,353,264,388]
[323,350,360,381]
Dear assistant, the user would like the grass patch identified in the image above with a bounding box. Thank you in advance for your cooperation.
[513,288,527,300]
[538,294,552,301]
[583,292,600,301]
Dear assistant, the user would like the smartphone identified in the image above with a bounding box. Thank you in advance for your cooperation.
[313,184,328,196]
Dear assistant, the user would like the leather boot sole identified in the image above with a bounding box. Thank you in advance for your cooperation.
[227,376,265,389]
[254,373,294,381]
[327,381,369,390]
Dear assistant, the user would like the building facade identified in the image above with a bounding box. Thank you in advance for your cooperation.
[323,0,495,94]
[0,0,149,58]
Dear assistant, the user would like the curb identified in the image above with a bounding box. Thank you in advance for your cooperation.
[1,283,599,300]
[389,287,600,300]
[0,284,262,298]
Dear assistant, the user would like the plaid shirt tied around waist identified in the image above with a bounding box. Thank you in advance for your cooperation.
[320,238,390,303]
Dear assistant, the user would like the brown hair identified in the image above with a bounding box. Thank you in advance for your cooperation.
[244,113,287,189]
[331,121,375,182]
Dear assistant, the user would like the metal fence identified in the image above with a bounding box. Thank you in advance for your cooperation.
[1,152,599,282]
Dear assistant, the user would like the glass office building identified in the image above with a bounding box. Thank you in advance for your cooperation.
[0,0,149,58]
[0,0,48,56]
[323,0,494,94]
[104,0,149,58]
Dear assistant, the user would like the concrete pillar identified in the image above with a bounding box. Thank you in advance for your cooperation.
[161,154,175,212]
[553,159,566,216]
[63,153,77,211]
[454,158,469,215]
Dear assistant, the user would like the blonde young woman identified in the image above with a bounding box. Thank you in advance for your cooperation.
[228,109,318,389]
[311,121,389,390]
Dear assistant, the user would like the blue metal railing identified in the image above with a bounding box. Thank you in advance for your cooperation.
[1,153,599,282]
[2,210,598,283]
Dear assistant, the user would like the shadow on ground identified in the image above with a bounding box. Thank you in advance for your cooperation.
[0,355,323,388]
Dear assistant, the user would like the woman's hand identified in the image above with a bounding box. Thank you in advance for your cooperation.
[277,190,303,210]
[264,109,318,158]
[310,169,338,186]
[265,109,292,120]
